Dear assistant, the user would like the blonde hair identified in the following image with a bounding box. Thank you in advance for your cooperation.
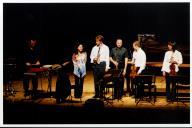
[133,40,141,47]
[96,35,104,42]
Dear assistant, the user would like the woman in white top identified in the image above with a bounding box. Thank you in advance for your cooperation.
[161,41,183,101]
[72,43,87,98]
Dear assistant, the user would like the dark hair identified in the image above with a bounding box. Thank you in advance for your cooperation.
[96,35,104,42]
[168,41,176,52]
[73,42,84,55]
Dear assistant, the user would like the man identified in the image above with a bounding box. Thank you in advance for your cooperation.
[161,41,183,101]
[130,40,146,96]
[131,40,146,75]
[90,35,110,98]
[110,38,128,99]
[23,39,40,98]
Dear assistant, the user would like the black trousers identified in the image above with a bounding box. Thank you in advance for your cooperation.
[165,73,176,101]
[113,69,124,99]
[74,75,84,98]
[23,75,38,96]
[126,65,131,95]
[93,62,106,97]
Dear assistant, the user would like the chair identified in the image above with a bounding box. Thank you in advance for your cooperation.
[100,70,115,105]
[134,75,157,105]
[174,75,190,105]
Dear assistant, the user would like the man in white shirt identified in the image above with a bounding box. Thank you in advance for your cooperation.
[130,40,146,96]
[90,35,110,98]
[161,41,183,101]
[132,41,146,75]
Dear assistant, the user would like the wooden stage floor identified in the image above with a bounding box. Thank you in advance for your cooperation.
[3,71,190,124]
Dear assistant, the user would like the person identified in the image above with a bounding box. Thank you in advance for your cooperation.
[72,43,87,98]
[23,39,40,98]
[131,40,146,75]
[130,40,146,96]
[110,38,128,99]
[90,35,110,98]
[161,41,183,101]
[55,50,72,104]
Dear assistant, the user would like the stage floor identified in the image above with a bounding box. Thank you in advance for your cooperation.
[3,71,190,124]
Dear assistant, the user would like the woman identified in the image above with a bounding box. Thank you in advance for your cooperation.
[161,41,183,101]
[72,43,87,98]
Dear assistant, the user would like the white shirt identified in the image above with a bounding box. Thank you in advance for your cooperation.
[132,48,146,74]
[161,50,183,73]
[90,43,110,69]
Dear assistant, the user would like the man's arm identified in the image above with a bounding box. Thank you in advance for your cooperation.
[122,58,128,76]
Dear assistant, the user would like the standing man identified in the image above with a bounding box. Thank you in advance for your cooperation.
[130,40,146,96]
[161,41,183,101]
[110,38,128,99]
[131,40,146,75]
[90,35,110,98]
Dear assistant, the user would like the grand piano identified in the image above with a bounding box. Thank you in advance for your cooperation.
[129,34,190,76]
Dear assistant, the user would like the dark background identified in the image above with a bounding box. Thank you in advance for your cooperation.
[3,3,190,77]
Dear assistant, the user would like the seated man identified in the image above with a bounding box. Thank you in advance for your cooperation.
[23,39,40,98]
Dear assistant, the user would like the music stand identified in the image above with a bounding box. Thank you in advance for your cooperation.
[134,75,156,105]
[4,62,17,97]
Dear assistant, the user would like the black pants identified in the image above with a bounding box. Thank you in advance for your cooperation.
[113,69,124,99]
[93,62,106,97]
[126,65,131,95]
[165,73,176,101]
[74,75,84,98]
[23,75,38,96]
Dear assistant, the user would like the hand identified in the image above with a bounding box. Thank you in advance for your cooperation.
[162,71,166,76]
[122,69,126,76]
[93,58,97,63]
[63,61,70,66]
[36,61,40,65]
[113,61,118,68]
[26,62,31,66]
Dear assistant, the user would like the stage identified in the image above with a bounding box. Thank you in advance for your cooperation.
[3,71,190,124]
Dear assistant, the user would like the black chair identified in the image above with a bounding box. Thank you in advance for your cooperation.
[174,75,190,105]
[100,70,115,105]
[134,75,156,105]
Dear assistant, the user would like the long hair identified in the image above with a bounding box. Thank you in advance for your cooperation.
[73,42,85,55]
[168,41,176,52]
